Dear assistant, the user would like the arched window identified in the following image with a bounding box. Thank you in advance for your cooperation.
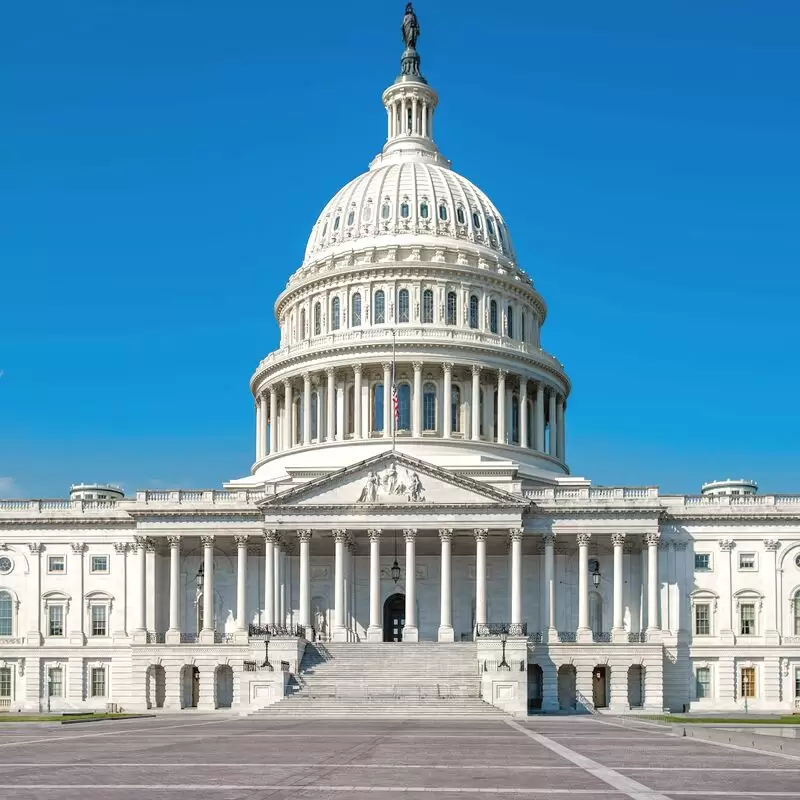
[400,202,410,219]
[422,289,434,323]
[331,297,341,331]
[423,382,437,432]
[490,300,498,334]
[381,201,391,220]
[313,302,321,336]
[351,293,362,327]
[456,206,466,225]
[486,216,495,235]
[420,202,429,219]
[520,311,526,343]
[446,291,457,325]
[398,289,410,323]
[511,394,520,444]
[322,220,328,237]
[438,203,448,221]
[497,224,505,244]
[347,209,355,226]
[451,386,461,434]
[472,211,481,229]
[0,591,12,636]
[311,392,319,440]
[333,215,341,232]
[507,306,514,339]
[374,290,386,324]
[362,202,373,222]
[469,295,479,329]
[300,309,306,340]
[397,384,411,431]
[373,384,384,433]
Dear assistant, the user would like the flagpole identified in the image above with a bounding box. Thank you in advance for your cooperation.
[391,328,397,453]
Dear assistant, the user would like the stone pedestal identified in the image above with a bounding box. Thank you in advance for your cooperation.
[576,628,593,644]
[437,625,455,643]
[402,625,419,643]
[199,629,216,645]
[367,625,383,642]
[165,629,181,645]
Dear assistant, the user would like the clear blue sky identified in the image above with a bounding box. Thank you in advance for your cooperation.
[1,1,798,498]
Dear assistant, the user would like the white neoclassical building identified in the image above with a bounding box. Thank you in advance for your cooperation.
[2,6,800,717]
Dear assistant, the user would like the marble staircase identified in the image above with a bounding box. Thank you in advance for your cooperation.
[252,641,506,717]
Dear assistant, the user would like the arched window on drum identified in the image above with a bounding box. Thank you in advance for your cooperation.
[446,291,457,326]
[422,289,434,324]
[397,289,410,323]
[351,293,362,327]
[313,302,321,336]
[489,300,498,334]
[422,382,437,432]
[374,290,386,324]
[469,295,479,329]
[331,297,341,331]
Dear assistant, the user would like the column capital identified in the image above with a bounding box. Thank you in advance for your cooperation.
[264,529,280,544]
[28,542,42,554]
[167,536,181,549]
[353,363,362,376]
[326,366,336,377]
[282,378,292,390]
[576,532,591,547]
[645,532,661,547]
[497,369,508,380]
[471,364,482,376]
[302,371,312,384]
[133,535,149,550]
[200,535,215,548]
[438,528,454,542]
[112,542,128,554]
[382,361,393,372]
[611,532,626,547]
[542,533,556,547]
[70,542,85,555]
[269,384,278,397]
[367,529,382,542]
[536,382,545,395]
[297,529,313,543]
[442,362,454,374]
[508,528,524,542]
[403,528,418,542]
[234,534,249,547]
[412,361,423,372]
[332,528,349,543]
[474,528,489,542]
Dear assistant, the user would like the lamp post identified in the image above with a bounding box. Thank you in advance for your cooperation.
[498,630,510,670]
[592,564,601,589]
[391,530,401,584]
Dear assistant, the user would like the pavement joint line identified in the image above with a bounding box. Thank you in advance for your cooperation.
[0,716,239,749]
[0,787,634,794]
[0,763,578,770]
[505,719,671,800]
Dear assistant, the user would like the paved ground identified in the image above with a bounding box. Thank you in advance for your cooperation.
[0,713,799,798]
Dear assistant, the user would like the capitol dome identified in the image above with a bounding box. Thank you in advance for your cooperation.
[245,10,571,486]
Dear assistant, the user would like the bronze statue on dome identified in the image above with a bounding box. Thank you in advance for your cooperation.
[402,3,420,50]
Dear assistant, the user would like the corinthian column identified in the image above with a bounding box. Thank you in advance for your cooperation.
[646,532,661,639]
[283,379,293,449]
[509,528,523,628]
[576,532,592,643]
[442,363,453,438]
[496,370,507,443]
[326,367,336,442]
[165,536,181,644]
[403,529,419,641]
[519,379,528,448]
[353,364,362,439]
[382,362,392,438]
[331,529,348,642]
[412,362,423,437]
[133,536,148,642]
[367,529,382,642]
[269,387,278,454]
[438,529,454,642]
[235,535,248,633]
[534,383,545,451]
[475,529,488,629]
[264,530,277,625]
[611,533,626,643]
[297,530,312,633]
[471,365,481,441]
[303,372,312,446]
[199,535,215,644]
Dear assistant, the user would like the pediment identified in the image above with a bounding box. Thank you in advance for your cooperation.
[261,451,527,510]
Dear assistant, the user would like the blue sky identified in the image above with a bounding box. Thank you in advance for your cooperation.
[1,1,798,498]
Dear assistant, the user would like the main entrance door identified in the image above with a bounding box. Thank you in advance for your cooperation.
[383,593,405,641]
[592,666,608,708]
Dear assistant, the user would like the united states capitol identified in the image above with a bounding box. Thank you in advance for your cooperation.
[1,5,797,718]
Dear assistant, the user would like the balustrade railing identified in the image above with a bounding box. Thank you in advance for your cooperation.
[248,623,304,639]
[0,637,25,646]
[524,486,659,502]
[214,632,235,644]
[557,631,577,643]
[627,632,647,643]
[180,633,199,644]
[592,632,611,643]
[145,632,165,644]
[475,622,527,638]
[528,631,544,643]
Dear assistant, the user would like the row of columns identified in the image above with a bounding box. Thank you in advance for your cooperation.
[131,529,662,643]
[254,364,567,462]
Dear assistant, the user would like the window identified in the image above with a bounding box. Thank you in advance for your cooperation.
[0,591,12,637]
[91,667,106,697]
[740,667,756,698]
[456,206,466,225]
[373,384,384,432]
[507,306,514,338]
[694,603,711,636]
[381,201,391,220]
[0,666,11,698]
[299,308,306,339]
[696,667,711,698]
[398,289,410,323]
[472,211,481,229]
[331,297,341,330]
[422,289,433,323]
[374,290,385,324]
[420,202,429,219]
[91,605,107,637]
[397,384,411,431]
[738,553,756,571]
[362,202,373,222]
[422,382,437,432]
[451,386,461,434]
[48,667,63,697]
[694,553,711,572]
[351,293,362,327]
[740,604,756,636]
[48,556,65,574]
[520,312,526,343]
[91,555,108,574]
[438,203,448,221]
[347,209,355,226]
[469,295,479,329]
[795,668,800,698]
[0,556,12,575]
[333,215,340,231]
[486,217,495,235]
[490,300,498,334]
[314,302,321,336]
[400,202,409,219]
[446,291,457,325]
[48,605,64,637]
[511,395,520,444]
[497,224,505,245]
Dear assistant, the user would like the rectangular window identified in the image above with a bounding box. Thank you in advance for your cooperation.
[90,667,106,697]
[694,604,711,636]
[0,667,11,698]
[90,555,108,574]
[695,667,711,699]
[738,553,756,571]
[795,668,800,698]
[47,556,65,574]
[694,553,711,572]
[740,604,756,636]
[91,606,107,637]
[48,667,63,697]
[47,605,64,637]
[741,667,756,698]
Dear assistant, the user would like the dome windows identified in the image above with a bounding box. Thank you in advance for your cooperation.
[314,302,321,336]
[333,215,341,232]
[381,199,392,220]
[422,289,434,323]
[472,211,481,230]
[351,293,362,327]
[331,297,341,331]
[398,289,410,323]
[374,290,386,324]
[507,306,514,339]
[446,291,457,325]
[423,382,437,432]
[456,206,466,225]
[347,209,355,227]
[486,217,495,236]
[362,202,373,223]
[420,201,429,219]
[469,295,479,329]
[490,300,498,334]
[520,311,526,343]
[400,201,410,219]
[438,203,448,221]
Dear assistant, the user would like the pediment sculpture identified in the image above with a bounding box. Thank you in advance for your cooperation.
[357,463,425,503]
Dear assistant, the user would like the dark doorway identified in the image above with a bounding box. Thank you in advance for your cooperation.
[383,593,405,641]
[593,666,608,708]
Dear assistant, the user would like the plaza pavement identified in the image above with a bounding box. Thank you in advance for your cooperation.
[0,713,797,799]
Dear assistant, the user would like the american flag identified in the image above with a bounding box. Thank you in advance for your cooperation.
[391,383,399,430]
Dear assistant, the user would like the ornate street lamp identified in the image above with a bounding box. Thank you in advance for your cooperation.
[498,630,510,670]
[592,564,601,588]
[195,563,205,590]
[391,530,401,584]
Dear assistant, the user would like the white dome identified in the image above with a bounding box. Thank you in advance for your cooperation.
[303,162,516,268]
